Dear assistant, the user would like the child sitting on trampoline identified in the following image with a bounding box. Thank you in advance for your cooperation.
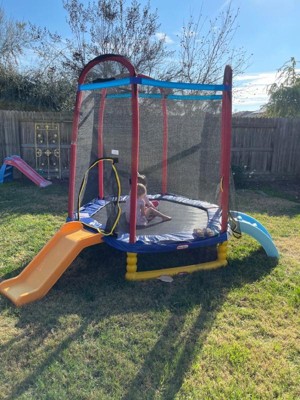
[129,172,159,209]
[136,173,159,209]
[126,183,171,226]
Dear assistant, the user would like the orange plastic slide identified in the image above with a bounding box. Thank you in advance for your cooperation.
[0,222,102,306]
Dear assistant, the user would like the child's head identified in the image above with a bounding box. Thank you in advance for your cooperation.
[137,183,147,198]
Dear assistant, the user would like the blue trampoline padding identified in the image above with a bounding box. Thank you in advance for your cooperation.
[231,211,279,258]
[76,194,225,253]
[78,198,110,217]
[103,231,228,253]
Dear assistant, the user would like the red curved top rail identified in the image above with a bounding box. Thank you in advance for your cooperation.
[68,54,137,221]
[78,54,137,85]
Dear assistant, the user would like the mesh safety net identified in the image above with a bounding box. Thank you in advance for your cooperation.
[72,57,234,245]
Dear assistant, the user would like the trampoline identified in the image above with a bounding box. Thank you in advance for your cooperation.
[78,193,226,253]
[68,53,233,279]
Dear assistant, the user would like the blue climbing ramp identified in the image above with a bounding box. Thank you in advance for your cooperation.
[231,211,279,258]
[0,163,13,183]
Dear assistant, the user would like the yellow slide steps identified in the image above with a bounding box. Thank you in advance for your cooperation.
[0,222,102,306]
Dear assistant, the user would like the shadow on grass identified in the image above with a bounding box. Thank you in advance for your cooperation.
[0,180,69,218]
[0,242,278,400]
[236,188,300,218]
[121,252,278,400]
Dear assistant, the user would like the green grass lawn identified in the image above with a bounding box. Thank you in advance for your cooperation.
[0,180,299,400]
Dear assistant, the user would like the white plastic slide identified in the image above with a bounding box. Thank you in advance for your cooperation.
[231,211,279,258]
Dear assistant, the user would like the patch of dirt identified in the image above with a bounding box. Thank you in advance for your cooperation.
[268,181,299,200]
[243,180,300,203]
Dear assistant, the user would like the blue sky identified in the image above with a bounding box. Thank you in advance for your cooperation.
[2,0,299,111]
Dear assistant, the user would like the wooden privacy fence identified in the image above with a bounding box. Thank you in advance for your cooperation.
[232,117,300,180]
[0,110,72,179]
[0,110,299,181]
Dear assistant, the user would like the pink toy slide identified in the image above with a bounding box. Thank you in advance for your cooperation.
[3,155,52,187]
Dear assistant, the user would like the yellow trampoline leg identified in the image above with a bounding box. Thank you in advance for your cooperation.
[218,241,228,262]
[125,252,138,280]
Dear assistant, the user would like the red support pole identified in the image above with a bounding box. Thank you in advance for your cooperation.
[220,65,233,232]
[98,89,107,198]
[129,82,139,243]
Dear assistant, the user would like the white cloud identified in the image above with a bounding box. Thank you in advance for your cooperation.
[155,32,174,45]
[233,68,300,111]
[233,71,277,112]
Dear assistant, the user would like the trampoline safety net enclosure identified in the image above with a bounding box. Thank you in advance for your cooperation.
[68,54,233,255]
[0,54,278,306]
